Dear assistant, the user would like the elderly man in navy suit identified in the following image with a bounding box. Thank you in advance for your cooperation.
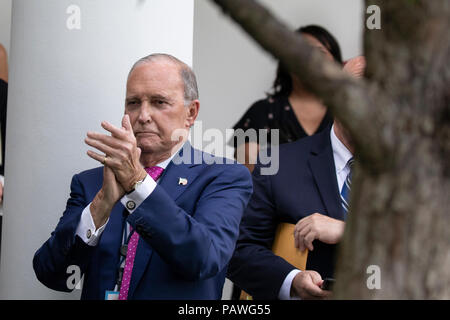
[33,54,253,300]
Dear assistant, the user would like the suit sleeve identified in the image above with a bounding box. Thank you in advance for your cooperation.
[33,174,95,292]
[126,164,253,281]
[227,163,297,299]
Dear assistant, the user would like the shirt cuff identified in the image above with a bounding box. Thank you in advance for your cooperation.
[278,269,302,300]
[120,174,156,214]
[75,203,109,246]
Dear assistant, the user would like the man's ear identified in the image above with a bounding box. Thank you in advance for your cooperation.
[186,100,200,127]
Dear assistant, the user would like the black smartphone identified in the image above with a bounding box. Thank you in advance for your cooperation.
[321,278,335,291]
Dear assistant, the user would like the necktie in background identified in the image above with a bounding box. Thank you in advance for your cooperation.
[340,158,354,218]
[118,166,164,300]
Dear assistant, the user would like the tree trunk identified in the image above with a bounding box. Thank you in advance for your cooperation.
[334,0,450,299]
[211,0,450,298]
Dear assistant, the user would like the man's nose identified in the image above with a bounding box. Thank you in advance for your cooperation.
[137,102,153,123]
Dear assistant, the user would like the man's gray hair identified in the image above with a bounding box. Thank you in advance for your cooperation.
[129,53,199,106]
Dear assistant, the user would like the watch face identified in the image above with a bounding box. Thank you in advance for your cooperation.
[135,180,143,189]
[128,175,146,194]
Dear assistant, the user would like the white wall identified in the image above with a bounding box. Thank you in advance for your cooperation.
[193,0,364,299]
[0,0,193,299]
[0,0,12,53]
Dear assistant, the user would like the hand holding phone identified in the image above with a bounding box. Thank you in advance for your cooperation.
[321,278,335,291]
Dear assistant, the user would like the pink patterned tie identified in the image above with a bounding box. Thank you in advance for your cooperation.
[118,166,164,300]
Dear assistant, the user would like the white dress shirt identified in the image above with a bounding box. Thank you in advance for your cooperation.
[75,145,182,246]
[278,124,353,300]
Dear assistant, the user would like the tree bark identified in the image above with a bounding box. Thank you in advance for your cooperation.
[334,0,450,299]
[211,0,450,299]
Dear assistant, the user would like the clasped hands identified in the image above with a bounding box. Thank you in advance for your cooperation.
[291,213,345,299]
[85,115,147,228]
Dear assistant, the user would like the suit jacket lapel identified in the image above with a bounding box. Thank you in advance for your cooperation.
[159,141,202,201]
[128,142,201,298]
[308,129,345,221]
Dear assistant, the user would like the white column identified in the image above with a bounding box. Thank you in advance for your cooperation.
[0,0,12,53]
[0,0,193,299]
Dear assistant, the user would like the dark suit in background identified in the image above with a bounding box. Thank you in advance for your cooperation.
[228,126,344,299]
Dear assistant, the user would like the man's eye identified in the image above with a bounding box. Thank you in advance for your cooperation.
[128,101,138,106]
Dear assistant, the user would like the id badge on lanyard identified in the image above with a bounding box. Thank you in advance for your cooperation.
[105,290,119,300]
[105,222,133,300]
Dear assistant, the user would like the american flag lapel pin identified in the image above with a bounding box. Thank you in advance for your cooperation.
[178,177,188,186]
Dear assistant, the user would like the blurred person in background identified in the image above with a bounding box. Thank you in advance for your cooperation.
[230,25,365,172]
[229,25,365,300]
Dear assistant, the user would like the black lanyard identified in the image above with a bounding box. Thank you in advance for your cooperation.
[115,222,135,289]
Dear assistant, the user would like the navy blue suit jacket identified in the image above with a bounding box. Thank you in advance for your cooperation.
[227,126,344,299]
[33,143,253,299]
